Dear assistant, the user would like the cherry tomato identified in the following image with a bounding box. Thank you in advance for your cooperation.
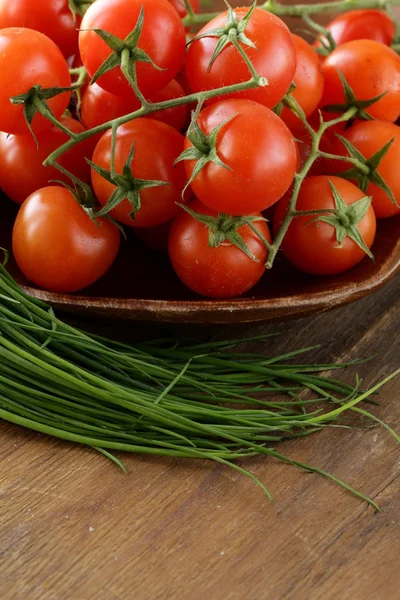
[148,79,189,132]
[91,119,187,228]
[280,35,324,129]
[12,187,120,293]
[81,83,141,130]
[327,120,400,218]
[0,28,71,135]
[81,79,188,132]
[320,40,400,123]
[0,118,96,205]
[183,99,297,215]
[186,8,296,109]
[274,176,376,275]
[0,0,81,58]
[315,10,395,48]
[79,0,186,97]
[169,200,270,298]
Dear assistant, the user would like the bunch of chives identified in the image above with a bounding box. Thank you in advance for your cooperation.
[0,262,398,509]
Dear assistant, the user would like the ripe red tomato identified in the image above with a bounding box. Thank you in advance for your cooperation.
[327,120,400,219]
[169,200,270,298]
[91,119,188,228]
[81,80,188,132]
[320,40,400,123]
[12,187,120,293]
[79,0,186,97]
[0,0,82,58]
[81,83,140,130]
[0,28,71,135]
[280,35,324,129]
[315,9,395,48]
[0,118,96,205]
[148,79,189,132]
[182,99,297,215]
[186,8,296,109]
[274,176,376,275]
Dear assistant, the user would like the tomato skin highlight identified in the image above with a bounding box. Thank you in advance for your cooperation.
[0,0,81,58]
[320,40,400,123]
[315,9,395,48]
[79,0,186,97]
[91,119,188,228]
[186,8,296,109]
[12,187,120,293]
[0,28,71,135]
[328,120,400,219]
[0,118,96,205]
[169,200,270,298]
[280,35,324,129]
[274,176,376,275]
[184,99,297,215]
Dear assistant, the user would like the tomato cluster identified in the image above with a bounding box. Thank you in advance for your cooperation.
[0,0,399,297]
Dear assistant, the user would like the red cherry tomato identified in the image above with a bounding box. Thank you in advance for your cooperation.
[12,187,120,293]
[0,0,82,58]
[327,120,400,218]
[280,35,324,129]
[81,79,188,131]
[183,99,297,215]
[79,0,186,97]
[169,199,271,298]
[315,9,395,48]
[274,176,376,275]
[0,118,96,205]
[91,119,187,228]
[186,8,296,109]
[0,28,71,135]
[320,40,400,123]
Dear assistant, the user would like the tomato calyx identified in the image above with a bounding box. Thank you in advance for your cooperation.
[178,203,268,262]
[322,71,388,122]
[88,139,170,220]
[88,7,163,101]
[306,180,374,259]
[333,134,397,205]
[10,84,74,142]
[176,115,236,195]
[188,1,258,72]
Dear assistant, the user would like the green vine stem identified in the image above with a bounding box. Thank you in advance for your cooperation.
[265,107,358,268]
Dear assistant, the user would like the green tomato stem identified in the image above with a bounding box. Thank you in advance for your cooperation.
[265,107,358,269]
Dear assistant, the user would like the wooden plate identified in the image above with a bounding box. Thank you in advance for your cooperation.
[2,200,399,324]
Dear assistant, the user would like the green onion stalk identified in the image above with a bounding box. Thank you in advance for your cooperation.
[0,260,399,509]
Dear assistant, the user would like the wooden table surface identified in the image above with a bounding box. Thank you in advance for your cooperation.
[1,275,399,600]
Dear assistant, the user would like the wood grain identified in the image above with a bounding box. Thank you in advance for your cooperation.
[1,274,399,600]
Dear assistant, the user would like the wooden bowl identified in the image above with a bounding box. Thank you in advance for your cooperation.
[2,200,399,324]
